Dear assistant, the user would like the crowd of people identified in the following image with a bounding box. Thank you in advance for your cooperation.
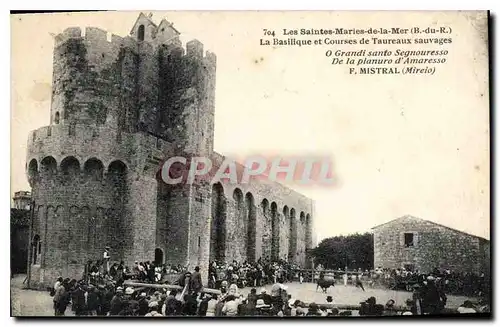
[365,267,489,297]
[80,249,489,300]
[82,256,300,290]
[50,274,489,317]
[47,256,489,317]
[311,266,488,298]
[84,258,188,287]
[207,259,301,289]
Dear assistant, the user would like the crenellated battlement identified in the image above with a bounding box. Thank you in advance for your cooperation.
[156,38,217,67]
[54,27,83,45]
[186,39,203,57]
[54,25,216,67]
[49,15,217,157]
[54,26,136,52]
[205,51,217,67]
[185,39,217,67]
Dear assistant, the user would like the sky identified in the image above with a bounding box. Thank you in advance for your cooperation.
[11,11,490,242]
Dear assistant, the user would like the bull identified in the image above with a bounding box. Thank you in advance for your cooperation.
[316,276,335,293]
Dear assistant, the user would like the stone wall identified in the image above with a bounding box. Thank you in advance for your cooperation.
[26,145,132,286]
[188,182,212,277]
[157,40,216,156]
[52,27,139,132]
[26,123,179,287]
[52,24,216,155]
[200,153,315,267]
[373,215,490,273]
[11,209,30,274]
[162,184,190,266]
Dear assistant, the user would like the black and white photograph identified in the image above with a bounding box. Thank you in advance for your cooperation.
[10,10,491,318]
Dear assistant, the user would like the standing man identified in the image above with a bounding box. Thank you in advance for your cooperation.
[191,266,203,294]
[421,275,447,314]
[53,279,70,316]
[270,278,288,310]
[103,246,111,273]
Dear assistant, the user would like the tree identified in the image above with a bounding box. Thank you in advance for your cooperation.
[310,233,374,270]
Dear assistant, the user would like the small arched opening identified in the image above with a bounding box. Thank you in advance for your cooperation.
[60,156,81,179]
[154,248,164,265]
[210,182,227,263]
[32,234,41,265]
[283,205,290,261]
[28,159,38,181]
[271,202,279,261]
[299,211,306,259]
[54,112,60,124]
[233,188,245,259]
[300,211,305,224]
[108,160,128,176]
[233,188,244,208]
[108,160,128,186]
[84,158,104,181]
[289,208,297,262]
[40,156,57,176]
[245,192,256,263]
[305,213,312,250]
[138,24,145,41]
[261,199,269,216]
[283,205,289,225]
[260,198,270,260]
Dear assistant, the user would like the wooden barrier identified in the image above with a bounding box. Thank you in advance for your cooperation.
[298,303,458,314]
[302,303,405,311]
[123,280,222,295]
[294,269,362,283]
[121,281,462,315]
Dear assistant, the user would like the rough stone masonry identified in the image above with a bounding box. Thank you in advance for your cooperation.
[25,13,315,288]
[372,215,490,275]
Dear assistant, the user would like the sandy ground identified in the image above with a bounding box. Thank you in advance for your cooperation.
[10,275,72,317]
[269,281,473,308]
[11,274,473,317]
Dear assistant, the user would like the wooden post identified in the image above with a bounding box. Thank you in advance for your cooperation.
[26,200,35,289]
[179,284,188,301]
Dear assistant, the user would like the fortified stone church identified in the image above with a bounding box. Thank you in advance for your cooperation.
[25,13,314,288]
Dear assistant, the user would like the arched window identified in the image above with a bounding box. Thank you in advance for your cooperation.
[84,158,104,181]
[138,25,145,41]
[154,248,164,265]
[210,183,227,263]
[32,235,41,265]
[28,159,38,180]
[54,112,60,124]
[41,156,57,176]
[246,192,256,263]
[61,156,81,177]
